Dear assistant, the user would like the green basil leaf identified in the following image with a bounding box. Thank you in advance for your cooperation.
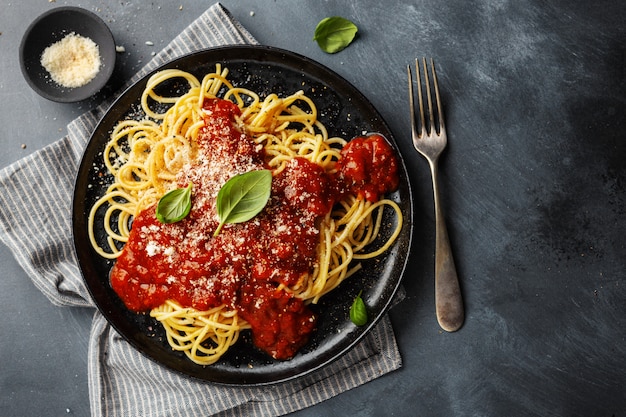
[350,291,368,326]
[214,169,272,236]
[156,182,193,224]
[313,16,358,54]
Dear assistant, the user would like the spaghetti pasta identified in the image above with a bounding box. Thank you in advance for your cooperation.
[88,65,402,364]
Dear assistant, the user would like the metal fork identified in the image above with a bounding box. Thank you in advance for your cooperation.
[408,58,464,332]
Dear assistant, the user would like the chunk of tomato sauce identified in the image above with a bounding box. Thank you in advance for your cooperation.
[334,133,399,202]
[109,98,399,360]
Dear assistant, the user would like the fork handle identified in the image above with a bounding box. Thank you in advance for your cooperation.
[430,161,464,332]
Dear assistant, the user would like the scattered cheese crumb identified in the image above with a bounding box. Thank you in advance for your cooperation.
[145,41,154,46]
[146,241,160,256]
[250,11,255,16]
[40,32,101,88]
[116,45,126,53]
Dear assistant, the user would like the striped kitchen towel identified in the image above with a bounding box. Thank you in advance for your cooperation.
[0,3,402,416]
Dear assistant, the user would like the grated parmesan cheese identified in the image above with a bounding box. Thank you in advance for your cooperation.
[40,32,101,88]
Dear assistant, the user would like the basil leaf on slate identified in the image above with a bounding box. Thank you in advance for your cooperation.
[156,182,193,224]
[214,169,272,236]
[313,16,358,54]
[350,291,368,326]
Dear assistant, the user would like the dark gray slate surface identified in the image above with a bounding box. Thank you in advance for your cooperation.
[1,0,624,416]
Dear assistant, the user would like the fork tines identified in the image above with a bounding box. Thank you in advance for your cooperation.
[407,58,444,137]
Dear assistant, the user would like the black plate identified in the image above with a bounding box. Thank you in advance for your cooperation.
[73,45,413,385]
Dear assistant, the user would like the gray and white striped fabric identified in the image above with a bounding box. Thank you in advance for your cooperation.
[0,3,402,416]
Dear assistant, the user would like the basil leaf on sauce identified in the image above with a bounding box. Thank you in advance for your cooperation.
[350,291,368,326]
[313,16,358,54]
[214,169,272,236]
[156,182,193,224]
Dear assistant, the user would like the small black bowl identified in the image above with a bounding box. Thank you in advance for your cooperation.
[19,6,116,102]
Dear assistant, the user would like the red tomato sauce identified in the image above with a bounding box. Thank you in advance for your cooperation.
[334,133,400,202]
[109,97,399,360]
